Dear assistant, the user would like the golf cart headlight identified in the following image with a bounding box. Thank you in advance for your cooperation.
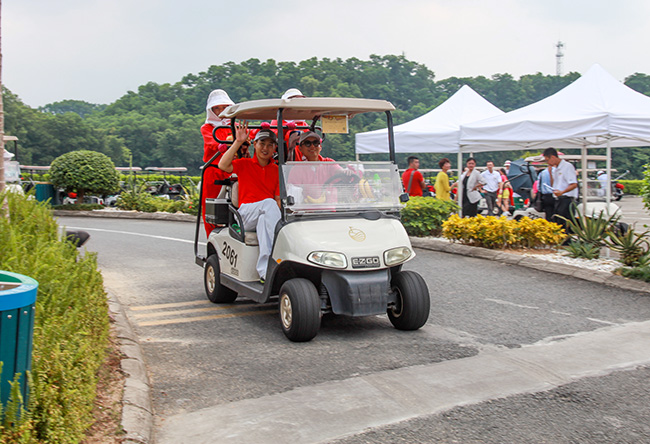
[384,247,412,266]
[308,251,348,269]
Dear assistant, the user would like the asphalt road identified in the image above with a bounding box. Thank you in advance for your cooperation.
[57,214,650,443]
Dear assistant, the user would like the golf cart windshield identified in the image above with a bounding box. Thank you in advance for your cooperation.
[282,161,403,213]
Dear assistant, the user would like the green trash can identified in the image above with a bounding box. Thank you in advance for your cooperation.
[0,271,37,407]
[34,183,59,205]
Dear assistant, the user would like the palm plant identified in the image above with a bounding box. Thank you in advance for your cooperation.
[605,227,650,267]
[564,240,601,260]
[560,211,621,259]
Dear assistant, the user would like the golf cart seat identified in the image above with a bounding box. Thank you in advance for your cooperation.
[229,181,259,246]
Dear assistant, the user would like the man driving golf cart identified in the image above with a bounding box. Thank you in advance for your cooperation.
[218,123,281,284]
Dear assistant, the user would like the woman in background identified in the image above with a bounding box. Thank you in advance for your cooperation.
[434,157,451,201]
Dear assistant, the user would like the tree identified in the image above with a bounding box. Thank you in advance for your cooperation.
[49,150,119,205]
[39,99,107,117]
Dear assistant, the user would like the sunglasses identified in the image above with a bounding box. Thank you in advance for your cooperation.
[301,140,321,148]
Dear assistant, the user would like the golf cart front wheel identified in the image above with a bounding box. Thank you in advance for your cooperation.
[388,271,430,331]
[204,255,237,303]
[279,278,321,342]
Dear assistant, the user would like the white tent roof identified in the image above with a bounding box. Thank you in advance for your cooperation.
[355,85,504,154]
[460,64,650,152]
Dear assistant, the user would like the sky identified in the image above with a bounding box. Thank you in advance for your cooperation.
[4,0,650,108]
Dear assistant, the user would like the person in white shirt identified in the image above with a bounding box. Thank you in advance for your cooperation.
[543,147,578,230]
[597,170,608,197]
[480,160,502,215]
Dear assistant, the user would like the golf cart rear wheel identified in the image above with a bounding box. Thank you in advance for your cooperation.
[388,271,430,331]
[279,278,321,342]
[204,254,237,303]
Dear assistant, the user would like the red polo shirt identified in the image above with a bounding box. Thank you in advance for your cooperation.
[232,156,280,205]
[201,124,232,162]
[402,168,424,196]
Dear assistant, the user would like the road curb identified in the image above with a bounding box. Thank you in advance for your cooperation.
[53,209,196,222]
[410,237,650,295]
[107,291,154,444]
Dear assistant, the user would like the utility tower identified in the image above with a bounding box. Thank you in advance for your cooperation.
[556,41,565,76]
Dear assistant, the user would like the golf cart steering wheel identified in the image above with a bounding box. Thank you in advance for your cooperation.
[322,171,360,188]
[319,171,361,204]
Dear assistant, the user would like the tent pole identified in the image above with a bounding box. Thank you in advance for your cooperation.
[606,138,612,209]
[457,151,463,216]
[581,144,588,215]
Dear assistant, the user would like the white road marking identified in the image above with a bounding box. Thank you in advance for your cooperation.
[485,298,539,310]
[586,317,619,325]
[65,226,206,246]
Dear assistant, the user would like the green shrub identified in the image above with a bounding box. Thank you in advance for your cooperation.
[116,189,194,214]
[605,227,650,266]
[564,240,601,260]
[560,211,620,259]
[618,180,643,195]
[49,150,119,206]
[51,203,105,211]
[0,192,109,443]
[400,197,459,237]
[620,265,650,282]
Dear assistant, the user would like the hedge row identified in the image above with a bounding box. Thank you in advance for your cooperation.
[0,193,110,443]
[618,180,643,195]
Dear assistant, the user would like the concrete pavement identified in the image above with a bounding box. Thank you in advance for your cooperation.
[154,320,650,443]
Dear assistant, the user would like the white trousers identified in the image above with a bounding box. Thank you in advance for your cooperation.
[238,198,281,280]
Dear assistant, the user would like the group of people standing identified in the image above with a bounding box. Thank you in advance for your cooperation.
[400,149,578,232]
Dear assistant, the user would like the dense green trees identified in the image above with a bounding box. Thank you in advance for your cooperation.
[4,55,650,177]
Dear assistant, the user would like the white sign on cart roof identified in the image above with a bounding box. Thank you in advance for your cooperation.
[355,85,503,154]
[460,64,650,152]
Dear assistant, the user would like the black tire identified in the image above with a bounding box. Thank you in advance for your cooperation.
[204,254,237,303]
[279,278,321,342]
[388,271,430,331]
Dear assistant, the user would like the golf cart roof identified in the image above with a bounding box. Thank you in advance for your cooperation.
[220,97,395,121]
[145,167,188,173]
[116,167,143,172]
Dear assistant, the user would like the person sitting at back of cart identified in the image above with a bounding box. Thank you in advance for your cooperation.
[274,88,308,161]
[218,122,280,284]
[200,89,235,235]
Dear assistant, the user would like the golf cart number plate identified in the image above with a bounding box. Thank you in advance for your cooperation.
[351,256,380,269]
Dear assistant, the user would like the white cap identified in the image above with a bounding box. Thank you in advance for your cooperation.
[504,160,511,166]
[281,88,304,100]
[597,170,604,175]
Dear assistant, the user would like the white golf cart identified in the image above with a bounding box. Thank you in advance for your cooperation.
[193,97,430,342]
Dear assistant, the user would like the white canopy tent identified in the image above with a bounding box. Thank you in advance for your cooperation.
[355,85,504,155]
[459,64,650,209]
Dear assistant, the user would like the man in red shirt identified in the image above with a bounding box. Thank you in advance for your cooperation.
[219,123,281,283]
[402,156,426,196]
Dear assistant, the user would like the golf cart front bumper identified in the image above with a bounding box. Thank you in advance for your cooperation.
[321,269,396,316]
